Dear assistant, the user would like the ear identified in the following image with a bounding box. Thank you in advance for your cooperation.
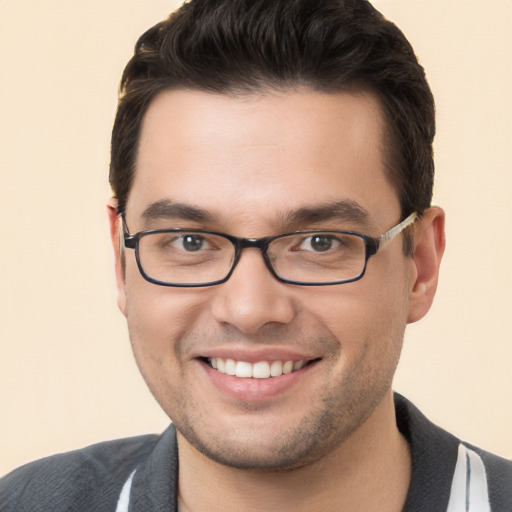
[407,206,446,323]
[106,198,127,316]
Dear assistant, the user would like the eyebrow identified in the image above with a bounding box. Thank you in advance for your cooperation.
[280,200,372,231]
[141,199,216,226]
[139,198,372,231]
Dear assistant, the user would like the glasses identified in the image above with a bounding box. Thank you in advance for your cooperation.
[122,212,417,287]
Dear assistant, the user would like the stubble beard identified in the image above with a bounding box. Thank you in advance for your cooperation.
[171,348,401,472]
[126,300,407,473]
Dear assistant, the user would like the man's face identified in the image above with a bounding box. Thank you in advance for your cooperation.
[113,89,418,470]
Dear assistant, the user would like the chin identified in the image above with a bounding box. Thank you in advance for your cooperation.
[174,405,362,472]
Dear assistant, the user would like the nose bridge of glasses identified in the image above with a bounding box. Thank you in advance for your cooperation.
[229,236,277,278]
[236,236,272,252]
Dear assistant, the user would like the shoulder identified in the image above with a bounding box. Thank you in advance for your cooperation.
[394,393,512,510]
[0,430,171,512]
[467,443,512,509]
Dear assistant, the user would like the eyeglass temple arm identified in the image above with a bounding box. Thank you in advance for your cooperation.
[378,212,418,247]
[118,214,132,250]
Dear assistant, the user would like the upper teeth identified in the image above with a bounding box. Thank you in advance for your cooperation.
[209,358,305,379]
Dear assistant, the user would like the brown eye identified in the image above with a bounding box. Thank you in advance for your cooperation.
[181,234,205,252]
[297,234,340,253]
[309,235,334,252]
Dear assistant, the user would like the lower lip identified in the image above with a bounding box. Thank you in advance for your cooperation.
[200,360,318,402]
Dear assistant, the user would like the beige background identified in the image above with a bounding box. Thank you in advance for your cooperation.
[0,0,511,477]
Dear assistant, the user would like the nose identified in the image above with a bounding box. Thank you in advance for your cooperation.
[210,248,296,334]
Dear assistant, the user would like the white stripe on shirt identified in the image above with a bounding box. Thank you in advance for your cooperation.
[446,444,490,512]
[115,470,136,512]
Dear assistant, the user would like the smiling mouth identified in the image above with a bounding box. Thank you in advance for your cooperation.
[204,357,319,379]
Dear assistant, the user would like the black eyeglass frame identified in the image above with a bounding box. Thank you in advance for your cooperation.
[121,212,417,288]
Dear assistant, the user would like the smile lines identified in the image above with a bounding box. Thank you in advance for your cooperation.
[208,358,308,379]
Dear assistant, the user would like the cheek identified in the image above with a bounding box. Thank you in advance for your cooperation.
[123,285,207,415]
[123,268,208,365]
[305,266,410,354]
[304,279,404,327]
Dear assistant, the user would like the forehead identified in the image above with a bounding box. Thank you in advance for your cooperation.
[128,88,400,232]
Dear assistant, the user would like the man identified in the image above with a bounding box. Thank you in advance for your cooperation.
[1,0,510,510]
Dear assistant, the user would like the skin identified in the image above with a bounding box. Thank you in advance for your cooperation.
[108,89,445,511]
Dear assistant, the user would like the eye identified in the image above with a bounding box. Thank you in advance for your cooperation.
[310,235,335,252]
[154,233,210,253]
[180,234,205,252]
[299,234,340,252]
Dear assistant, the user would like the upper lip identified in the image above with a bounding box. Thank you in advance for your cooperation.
[193,347,319,363]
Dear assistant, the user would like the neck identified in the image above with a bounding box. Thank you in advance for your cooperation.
[177,392,411,512]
